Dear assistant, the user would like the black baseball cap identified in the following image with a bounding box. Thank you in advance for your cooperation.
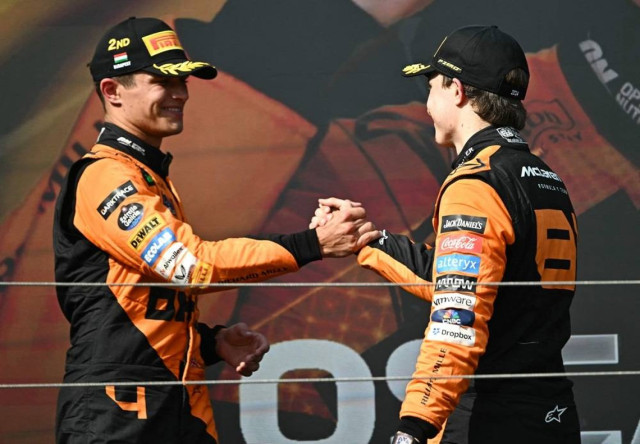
[89,17,217,82]
[402,25,529,100]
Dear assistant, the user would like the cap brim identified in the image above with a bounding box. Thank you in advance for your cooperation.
[402,63,436,77]
[142,59,218,79]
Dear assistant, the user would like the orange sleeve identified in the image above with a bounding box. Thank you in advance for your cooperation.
[400,178,515,430]
[73,158,301,292]
[357,234,434,302]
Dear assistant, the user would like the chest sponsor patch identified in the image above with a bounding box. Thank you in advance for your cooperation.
[97,180,138,219]
[436,253,481,275]
[435,274,478,293]
[128,214,166,250]
[438,233,482,254]
[431,308,475,327]
[117,203,144,230]
[427,323,476,347]
[440,215,487,234]
[141,228,175,266]
[432,292,477,310]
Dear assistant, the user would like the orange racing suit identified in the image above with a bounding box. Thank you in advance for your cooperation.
[358,126,580,443]
[53,122,323,443]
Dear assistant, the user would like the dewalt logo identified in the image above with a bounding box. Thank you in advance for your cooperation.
[128,214,166,250]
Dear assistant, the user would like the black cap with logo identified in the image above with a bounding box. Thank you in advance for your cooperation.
[402,25,529,100]
[89,17,217,82]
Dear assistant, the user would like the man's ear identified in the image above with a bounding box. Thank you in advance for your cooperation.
[451,78,466,106]
[100,78,122,106]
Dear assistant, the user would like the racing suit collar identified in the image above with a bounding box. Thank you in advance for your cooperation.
[452,125,530,169]
[97,122,173,177]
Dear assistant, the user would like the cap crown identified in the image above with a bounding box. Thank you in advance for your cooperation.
[89,17,216,81]
[434,26,529,99]
[402,25,529,100]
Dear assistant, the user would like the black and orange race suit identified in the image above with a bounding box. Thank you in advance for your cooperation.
[358,126,580,443]
[53,122,322,443]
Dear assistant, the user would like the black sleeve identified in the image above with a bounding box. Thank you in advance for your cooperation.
[255,229,323,267]
[370,230,434,279]
[197,323,227,366]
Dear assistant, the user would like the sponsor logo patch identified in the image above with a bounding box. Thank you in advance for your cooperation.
[521,165,563,182]
[440,215,487,234]
[436,253,481,275]
[118,203,144,230]
[97,181,137,219]
[432,292,477,310]
[116,136,145,155]
[142,30,183,56]
[129,214,166,250]
[428,324,476,346]
[142,228,176,266]
[545,405,567,423]
[154,243,198,284]
[496,126,525,144]
[435,274,478,293]
[438,233,482,254]
[431,308,475,326]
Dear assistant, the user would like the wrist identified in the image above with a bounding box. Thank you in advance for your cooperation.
[397,416,439,443]
[392,431,420,444]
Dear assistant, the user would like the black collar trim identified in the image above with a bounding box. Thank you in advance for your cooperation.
[96,122,173,177]
[452,126,529,169]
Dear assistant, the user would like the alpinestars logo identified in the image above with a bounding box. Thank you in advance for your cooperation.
[545,405,567,423]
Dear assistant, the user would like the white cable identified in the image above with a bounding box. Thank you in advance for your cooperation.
[2,370,639,390]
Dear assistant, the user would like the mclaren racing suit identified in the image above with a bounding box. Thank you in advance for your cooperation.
[53,122,322,443]
[358,126,580,443]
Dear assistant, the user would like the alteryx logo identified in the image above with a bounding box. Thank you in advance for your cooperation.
[431,308,475,327]
[436,254,481,275]
[142,228,175,266]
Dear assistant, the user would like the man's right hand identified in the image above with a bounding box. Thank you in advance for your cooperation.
[314,197,381,257]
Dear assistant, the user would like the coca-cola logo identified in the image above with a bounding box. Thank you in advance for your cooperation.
[438,233,482,254]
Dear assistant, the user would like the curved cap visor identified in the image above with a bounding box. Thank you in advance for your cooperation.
[141,59,217,79]
[402,63,435,77]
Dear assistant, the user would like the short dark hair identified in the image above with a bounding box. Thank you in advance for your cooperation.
[442,68,528,130]
[94,74,137,106]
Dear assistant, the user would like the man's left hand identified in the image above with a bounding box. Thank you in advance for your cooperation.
[215,323,269,376]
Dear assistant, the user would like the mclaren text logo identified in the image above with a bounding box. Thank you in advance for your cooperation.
[521,166,563,182]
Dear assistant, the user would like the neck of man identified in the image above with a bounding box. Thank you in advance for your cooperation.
[104,114,163,148]
[452,106,491,155]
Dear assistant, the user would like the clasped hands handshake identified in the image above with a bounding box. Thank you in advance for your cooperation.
[310,197,381,257]
[217,198,380,378]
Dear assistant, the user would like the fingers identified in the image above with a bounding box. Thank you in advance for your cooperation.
[317,197,354,209]
[356,229,383,250]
